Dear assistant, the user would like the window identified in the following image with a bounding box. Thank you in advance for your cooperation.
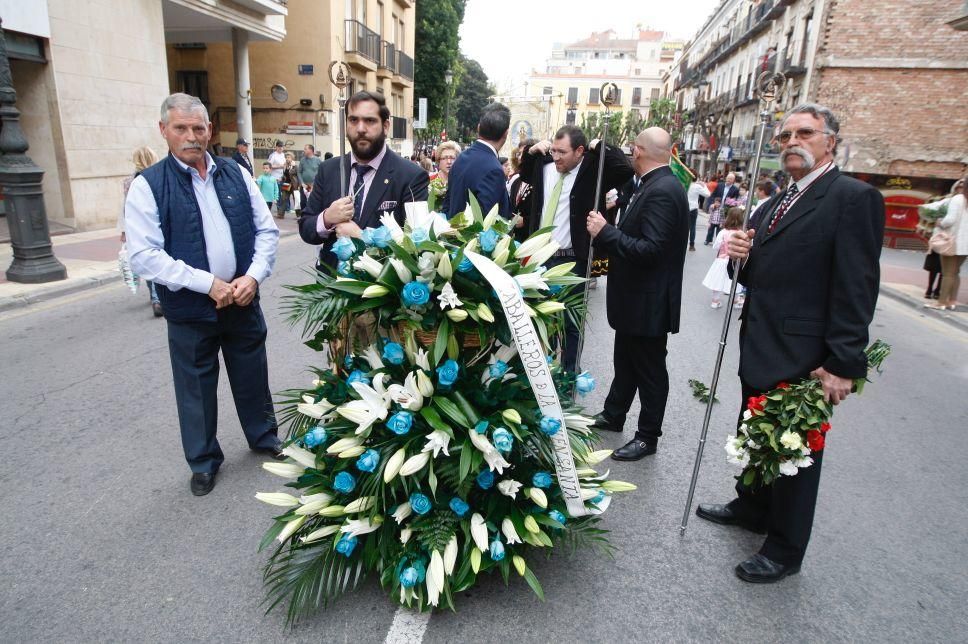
[377,1,384,36]
[542,86,553,95]
[611,88,622,104]
[650,87,661,100]
[399,19,405,49]
[589,87,600,104]
[567,87,578,104]
[632,87,642,105]
[177,71,209,107]
[566,110,577,126]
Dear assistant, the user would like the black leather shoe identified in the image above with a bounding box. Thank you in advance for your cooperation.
[696,503,767,534]
[589,413,623,433]
[152,301,163,317]
[190,472,216,496]
[611,439,657,461]
[735,553,800,583]
[251,439,286,461]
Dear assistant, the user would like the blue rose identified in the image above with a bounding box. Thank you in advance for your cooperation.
[548,510,567,525]
[410,227,429,244]
[576,372,596,395]
[337,260,353,276]
[412,559,427,583]
[360,227,375,246]
[356,448,380,472]
[452,251,473,273]
[410,492,432,515]
[401,281,430,308]
[382,342,405,364]
[591,490,606,505]
[476,470,495,489]
[335,534,358,557]
[302,426,327,448]
[474,419,489,435]
[332,236,356,261]
[344,355,355,369]
[492,427,514,453]
[436,359,459,388]
[479,228,499,253]
[399,566,419,588]
[489,537,506,562]
[371,225,392,248]
[488,360,509,379]
[532,471,553,489]
[539,416,562,436]
[386,411,413,435]
[346,370,371,387]
[333,471,356,494]
[449,497,470,517]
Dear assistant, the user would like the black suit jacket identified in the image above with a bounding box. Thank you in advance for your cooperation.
[710,181,739,204]
[232,151,254,176]
[442,141,511,219]
[519,142,633,265]
[298,147,428,267]
[593,165,689,336]
[735,168,884,391]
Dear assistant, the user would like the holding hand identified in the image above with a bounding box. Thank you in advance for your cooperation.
[586,210,607,238]
[727,229,755,260]
[230,275,258,307]
[335,221,363,238]
[208,277,235,309]
[323,196,354,227]
[810,366,853,405]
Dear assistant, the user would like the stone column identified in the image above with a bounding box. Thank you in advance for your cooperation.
[0,20,66,283]
[232,28,253,166]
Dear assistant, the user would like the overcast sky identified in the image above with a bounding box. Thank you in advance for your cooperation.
[459,0,722,94]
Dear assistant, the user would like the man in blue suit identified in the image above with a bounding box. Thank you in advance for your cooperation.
[443,102,512,219]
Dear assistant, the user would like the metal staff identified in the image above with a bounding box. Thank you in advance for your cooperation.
[679,71,786,536]
[575,82,618,377]
[328,61,351,195]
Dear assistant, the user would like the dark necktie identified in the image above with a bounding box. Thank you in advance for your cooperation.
[767,183,799,233]
[352,164,372,222]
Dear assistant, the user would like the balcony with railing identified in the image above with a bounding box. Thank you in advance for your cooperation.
[782,53,808,77]
[396,51,414,81]
[391,116,408,139]
[345,19,380,66]
[380,40,397,76]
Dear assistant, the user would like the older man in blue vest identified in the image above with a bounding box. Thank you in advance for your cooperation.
[126,93,282,497]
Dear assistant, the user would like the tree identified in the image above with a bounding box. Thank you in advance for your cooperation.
[453,56,494,143]
[414,0,467,123]
[646,97,681,141]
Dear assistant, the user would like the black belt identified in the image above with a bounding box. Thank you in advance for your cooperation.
[553,248,576,258]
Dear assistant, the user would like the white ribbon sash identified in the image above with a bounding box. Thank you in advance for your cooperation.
[464,251,589,518]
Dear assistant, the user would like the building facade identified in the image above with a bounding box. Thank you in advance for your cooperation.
[667,0,968,248]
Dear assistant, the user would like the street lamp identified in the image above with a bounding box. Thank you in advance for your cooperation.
[444,68,453,141]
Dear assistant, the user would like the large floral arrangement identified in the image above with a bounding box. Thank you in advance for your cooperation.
[725,340,891,487]
[257,196,633,622]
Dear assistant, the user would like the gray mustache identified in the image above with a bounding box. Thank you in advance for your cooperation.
[781,146,815,168]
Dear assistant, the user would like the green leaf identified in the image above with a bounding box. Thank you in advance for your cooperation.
[458,439,472,483]
[259,520,286,552]
[523,568,545,601]
[450,391,481,425]
[428,459,438,498]
[417,241,447,254]
[434,397,470,428]
[327,279,372,295]
[420,406,452,434]
[467,190,484,224]
[432,318,450,366]
[742,468,756,487]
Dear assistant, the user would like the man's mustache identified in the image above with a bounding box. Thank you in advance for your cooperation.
[781,146,815,168]
[181,144,202,151]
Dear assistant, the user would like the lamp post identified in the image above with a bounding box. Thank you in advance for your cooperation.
[443,68,453,141]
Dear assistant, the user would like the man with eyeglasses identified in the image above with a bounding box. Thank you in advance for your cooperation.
[695,103,885,583]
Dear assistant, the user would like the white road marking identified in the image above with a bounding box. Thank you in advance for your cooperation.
[384,606,431,644]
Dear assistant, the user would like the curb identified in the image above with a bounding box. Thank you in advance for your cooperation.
[879,283,968,333]
[0,229,300,314]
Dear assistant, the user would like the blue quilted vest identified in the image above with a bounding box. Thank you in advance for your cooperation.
[141,154,256,323]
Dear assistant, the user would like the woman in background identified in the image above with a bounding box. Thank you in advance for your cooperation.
[119,145,162,317]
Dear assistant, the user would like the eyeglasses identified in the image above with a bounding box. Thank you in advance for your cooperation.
[777,127,832,144]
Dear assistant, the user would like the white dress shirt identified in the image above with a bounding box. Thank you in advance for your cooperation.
[315,144,389,236]
[687,181,711,210]
[125,153,279,296]
[542,159,583,250]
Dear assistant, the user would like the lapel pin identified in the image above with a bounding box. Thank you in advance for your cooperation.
[384,179,389,184]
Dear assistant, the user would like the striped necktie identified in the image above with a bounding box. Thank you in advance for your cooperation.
[352,164,372,222]
[767,183,799,233]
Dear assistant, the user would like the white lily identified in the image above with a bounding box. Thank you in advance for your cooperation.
[399,527,413,544]
[387,374,424,411]
[437,281,463,309]
[527,487,548,509]
[353,254,383,279]
[336,380,391,434]
[389,258,413,284]
[414,348,431,371]
[326,435,363,454]
[443,534,458,574]
[380,212,405,243]
[580,487,602,501]
[262,462,306,479]
[417,252,438,282]
[601,480,637,492]
[542,261,576,278]
[392,502,412,524]
[493,234,512,262]
[477,302,495,322]
[318,505,346,517]
[482,203,501,229]
[255,492,300,507]
[383,447,407,482]
[282,445,318,468]
[502,518,522,544]
[398,451,430,476]
[497,479,523,500]
[515,271,549,291]
[514,232,552,259]
[524,240,560,268]
[437,251,453,279]
[299,492,333,505]
[492,247,509,267]
[344,496,376,513]
[276,516,306,543]
[445,308,468,322]
[299,524,341,543]
[338,446,366,458]
[297,394,334,419]
[362,345,385,369]
[405,201,453,237]
[340,516,383,537]
[427,549,445,607]
[513,555,527,576]
[523,515,540,534]
[295,498,332,515]
[502,408,522,425]
[493,343,518,364]
[470,513,488,551]
[362,284,390,298]
[579,449,613,465]
[422,429,452,458]
[415,369,434,397]
[469,431,511,474]
[564,413,594,431]
[535,301,566,315]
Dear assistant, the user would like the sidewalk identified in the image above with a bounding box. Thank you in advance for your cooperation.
[0,218,300,313]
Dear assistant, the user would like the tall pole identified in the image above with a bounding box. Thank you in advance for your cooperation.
[444,68,453,141]
[0,19,66,283]
[329,62,351,195]
[232,28,253,168]
[679,71,785,536]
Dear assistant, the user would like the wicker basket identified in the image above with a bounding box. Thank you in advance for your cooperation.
[403,324,482,349]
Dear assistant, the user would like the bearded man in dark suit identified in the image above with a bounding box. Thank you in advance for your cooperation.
[298,91,428,269]
[696,103,885,584]
[586,127,688,462]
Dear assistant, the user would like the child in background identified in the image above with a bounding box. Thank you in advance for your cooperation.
[702,207,746,308]
[256,162,279,214]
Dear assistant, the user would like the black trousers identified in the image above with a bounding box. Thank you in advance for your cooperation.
[602,332,669,443]
[545,255,586,373]
[166,302,279,474]
[728,382,824,566]
[688,209,698,246]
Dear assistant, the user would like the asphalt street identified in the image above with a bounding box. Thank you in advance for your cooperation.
[1,231,966,643]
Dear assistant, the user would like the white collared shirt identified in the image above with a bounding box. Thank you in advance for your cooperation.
[125,153,279,295]
[316,145,389,236]
[785,161,836,211]
[542,159,583,249]
[477,139,498,157]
